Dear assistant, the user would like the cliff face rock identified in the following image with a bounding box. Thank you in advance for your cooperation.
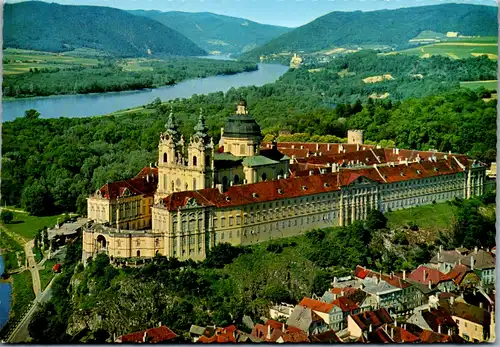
[67,276,173,338]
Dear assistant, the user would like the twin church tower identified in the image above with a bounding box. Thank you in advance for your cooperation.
[155,98,289,203]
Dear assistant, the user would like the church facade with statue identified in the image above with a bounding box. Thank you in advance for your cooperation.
[83,99,489,263]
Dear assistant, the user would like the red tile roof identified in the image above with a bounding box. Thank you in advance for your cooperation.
[96,167,158,200]
[420,307,458,334]
[408,265,453,286]
[252,321,305,343]
[446,264,476,285]
[332,296,359,312]
[159,157,468,211]
[310,329,342,343]
[349,308,394,331]
[419,330,465,343]
[355,266,413,289]
[299,297,336,313]
[384,325,420,343]
[197,326,238,343]
[117,326,177,343]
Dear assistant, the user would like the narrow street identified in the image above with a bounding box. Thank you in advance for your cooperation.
[24,240,41,298]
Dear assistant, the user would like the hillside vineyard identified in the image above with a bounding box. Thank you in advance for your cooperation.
[83,100,490,263]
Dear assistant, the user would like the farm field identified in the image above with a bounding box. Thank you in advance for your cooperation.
[397,36,498,60]
[460,80,498,90]
[3,48,100,75]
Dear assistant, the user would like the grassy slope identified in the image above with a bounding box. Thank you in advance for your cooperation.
[39,259,57,291]
[460,80,498,90]
[399,36,498,60]
[3,211,66,241]
[386,202,457,235]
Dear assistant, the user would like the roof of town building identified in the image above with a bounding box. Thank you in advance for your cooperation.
[420,307,458,333]
[299,297,336,313]
[310,329,342,343]
[196,326,238,343]
[379,324,420,343]
[116,326,177,343]
[407,265,453,286]
[439,300,491,326]
[419,329,465,343]
[349,308,394,331]
[446,264,477,285]
[286,305,323,333]
[331,296,359,312]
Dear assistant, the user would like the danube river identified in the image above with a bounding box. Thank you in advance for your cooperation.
[2,63,289,122]
[0,256,12,332]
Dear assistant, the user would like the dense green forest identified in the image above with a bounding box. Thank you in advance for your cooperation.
[3,58,257,98]
[241,3,498,60]
[26,195,495,342]
[130,10,292,55]
[1,51,496,216]
[4,2,206,57]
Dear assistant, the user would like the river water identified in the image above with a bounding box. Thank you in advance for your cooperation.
[2,63,288,122]
[0,256,12,332]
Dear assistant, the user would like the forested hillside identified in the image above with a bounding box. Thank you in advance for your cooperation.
[130,10,292,55]
[4,2,206,57]
[241,3,498,60]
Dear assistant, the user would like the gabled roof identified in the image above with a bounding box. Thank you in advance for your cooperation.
[440,300,491,326]
[420,307,458,333]
[446,264,477,285]
[419,329,465,343]
[299,297,336,313]
[408,265,453,286]
[332,297,359,312]
[310,329,342,343]
[286,305,323,333]
[349,308,394,331]
[116,326,177,343]
[95,167,158,200]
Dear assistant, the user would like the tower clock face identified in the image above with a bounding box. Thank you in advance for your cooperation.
[176,178,181,187]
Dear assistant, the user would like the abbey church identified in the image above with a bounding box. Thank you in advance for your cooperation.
[83,99,490,263]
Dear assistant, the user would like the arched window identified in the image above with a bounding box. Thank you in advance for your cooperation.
[261,172,267,181]
[163,153,167,163]
[222,176,229,190]
[193,156,197,166]
[279,169,284,177]
[205,155,211,167]
[233,175,240,185]
[137,250,141,257]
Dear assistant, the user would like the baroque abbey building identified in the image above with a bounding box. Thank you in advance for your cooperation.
[83,100,490,263]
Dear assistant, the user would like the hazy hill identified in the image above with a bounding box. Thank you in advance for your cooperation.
[241,4,498,60]
[4,2,206,57]
[130,10,292,55]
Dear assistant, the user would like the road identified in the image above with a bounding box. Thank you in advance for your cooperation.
[7,273,58,343]
[25,240,41,298]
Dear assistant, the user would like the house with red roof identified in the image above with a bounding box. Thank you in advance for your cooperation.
[251,319,309,343]
[446,263,481,289]
[115,326,177,343]
[406,307,458,336]
[299,297,344,331]
[407,265,457,292]
[347,308,394,338]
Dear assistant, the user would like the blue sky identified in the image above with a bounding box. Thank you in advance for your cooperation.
[6,0,498,27]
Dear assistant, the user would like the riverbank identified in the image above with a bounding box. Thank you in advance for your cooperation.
[3,56,257,100]
[3,63,289,122]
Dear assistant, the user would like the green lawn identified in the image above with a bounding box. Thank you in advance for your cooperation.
[39,259,57,291]
[460,80,498,91]
[386,202,457,233]
[4,212,67,241]
[10,271,34,322]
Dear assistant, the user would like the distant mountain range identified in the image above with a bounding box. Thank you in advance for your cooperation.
[4,1,206,57]
[129,10,292,56]
[241,4,498,60]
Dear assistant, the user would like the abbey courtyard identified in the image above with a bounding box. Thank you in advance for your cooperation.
[82,100,492,263]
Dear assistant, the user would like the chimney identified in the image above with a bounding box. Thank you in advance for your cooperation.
[474,246,478,254]
[267,324,271,339]
[216,184,223,194]
[282,323,286,333]
[159,322,162,327]
[146,174,150,183]
[395,320,397,327]
[143,331,148,343]
[450,296,455,305]
[429,280,432,290]
[369,324,373,333]
[391,327,394,339]
[480,302,484,309]
[403,270,406,280]
[471,256,474,270]
[438,324,442,334]
[458,258,461,265]
[423,269,427,281]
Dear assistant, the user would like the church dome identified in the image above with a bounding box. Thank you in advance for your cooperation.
[223,114,262,139]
